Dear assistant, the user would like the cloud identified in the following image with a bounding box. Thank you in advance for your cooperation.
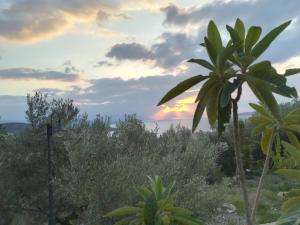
[161,4,199,26]
[95,60,119,67]
[0,68,79,82]
[106,42,153,60]
[96,9,131,24]
[0,75,199,122]
[0,0,170,43]
[159,1,300,62]
[105,32,204,72]
[162,1,300,28]
[105,0,300,72]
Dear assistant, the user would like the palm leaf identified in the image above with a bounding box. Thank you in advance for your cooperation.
[285,125,300,133]
[260,127,274,154]
[245,26,262,54]
[282,197,300,212]
[172,215,202,225]
[287,189,300,198]
[207,20,222,52]
[285,131,300,149]
[157,75,208,105]
[277,204,300,225]
[187,59,215,71]
[276,169,300,180]
[282,141,300,164]
[251,20,291,59]
[104,207,143,218]
[247,78,280,120]
[144,194,158,225]
[284,68,300,76]
[204,37,218,65]
[234,18,245,40]
[249,103,272,118]
[206,84,221,127]
[192,94,208,132]
[216,45,237,75]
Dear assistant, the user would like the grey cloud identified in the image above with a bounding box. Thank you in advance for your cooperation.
[95,60,118,67]
[106,42,153,60]
[106,0,300,70]
[106,31,205,70]
[160,0,300,62]
[150,32,202,69]
[162,1,300,28]
[0,68,79,82]
[161,4,196,26]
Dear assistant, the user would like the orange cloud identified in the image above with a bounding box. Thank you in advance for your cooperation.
[0,0,171,44]
[152,96,196,120]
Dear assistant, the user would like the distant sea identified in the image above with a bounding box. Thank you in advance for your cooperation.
[144,112,254,134]
[144,119,210,134]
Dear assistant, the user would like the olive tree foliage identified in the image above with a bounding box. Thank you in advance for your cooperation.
[26,91,79,130]
[0,92,80,225]
[158,18,299,225]
[60,115,228,225]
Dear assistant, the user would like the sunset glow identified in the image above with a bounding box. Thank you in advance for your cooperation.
[152,96,196,120]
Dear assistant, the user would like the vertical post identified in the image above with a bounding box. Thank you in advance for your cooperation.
[47,119,55,225]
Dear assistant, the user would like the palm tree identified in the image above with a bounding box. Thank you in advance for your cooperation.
[157,19,300,225]
[249,104,300,223]
[276,142,300,225]
[104,176,202,225]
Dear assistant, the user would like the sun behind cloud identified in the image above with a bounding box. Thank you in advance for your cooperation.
[152,95,196,121]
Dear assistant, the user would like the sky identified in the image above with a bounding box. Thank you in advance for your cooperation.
[0,0,300,124]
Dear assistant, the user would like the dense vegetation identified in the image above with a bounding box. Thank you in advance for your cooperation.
[158,18,300,225]
[0,92,300,225]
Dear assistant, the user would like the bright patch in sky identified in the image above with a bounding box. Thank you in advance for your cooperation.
[152,96,196,120]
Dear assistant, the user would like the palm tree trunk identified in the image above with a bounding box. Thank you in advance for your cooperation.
[232,89,252,225]
[251,129,275,224]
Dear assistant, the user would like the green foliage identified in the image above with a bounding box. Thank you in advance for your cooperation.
[58,117,226,225]
[250,103,300,162]
[26,91,79,130]
[158,18,299,135]
[0,93,80,225]
[276,205,300,225]
[276,142,300,225]
[104,176,202,225]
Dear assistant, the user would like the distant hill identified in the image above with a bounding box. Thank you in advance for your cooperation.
[0,122,30,134]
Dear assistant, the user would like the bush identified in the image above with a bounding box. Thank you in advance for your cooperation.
[60,116,227,224]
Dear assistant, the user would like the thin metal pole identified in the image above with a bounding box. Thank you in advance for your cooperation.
[47,118,55,225]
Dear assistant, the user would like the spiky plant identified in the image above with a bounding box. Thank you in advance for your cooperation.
[276,142,300,225]
[250,104,300,222]
[104,176,202,225]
